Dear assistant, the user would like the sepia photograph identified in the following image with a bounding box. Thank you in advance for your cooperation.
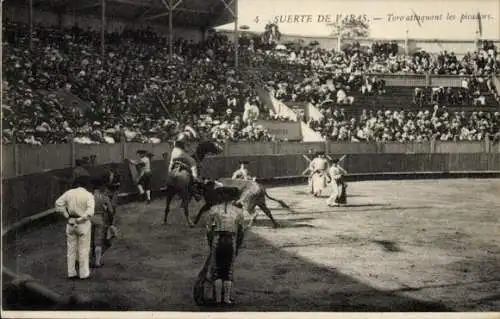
[1,0,499,317]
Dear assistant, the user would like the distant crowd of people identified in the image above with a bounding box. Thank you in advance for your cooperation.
[2,21,275,145]
[309,105,500,142]
[2,19,500,145]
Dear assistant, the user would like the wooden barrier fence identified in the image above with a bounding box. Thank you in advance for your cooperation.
[1,140,497,179]
[3,151,500,229]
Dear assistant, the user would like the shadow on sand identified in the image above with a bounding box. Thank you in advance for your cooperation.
[3,199,453,312]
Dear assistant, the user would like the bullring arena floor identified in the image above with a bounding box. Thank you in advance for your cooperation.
[4,179,500,312]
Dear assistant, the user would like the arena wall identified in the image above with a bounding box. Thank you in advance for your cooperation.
[2,143,500,308]
[2,140,496,179]
[2,140,500,230]
[4,6,204,42]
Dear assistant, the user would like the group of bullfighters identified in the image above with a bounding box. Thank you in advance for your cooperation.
[53,125,348,308]
[303,151,348,206]
[54,157,121,281]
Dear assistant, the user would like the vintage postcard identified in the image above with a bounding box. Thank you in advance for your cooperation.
[1,0,499,318]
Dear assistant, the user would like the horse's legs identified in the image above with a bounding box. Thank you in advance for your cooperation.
[257,202,280,228]
[194,203,212,226]
[164,187,174,224]
[182,196,194,228]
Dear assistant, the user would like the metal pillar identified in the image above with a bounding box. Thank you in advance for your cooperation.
[101,0,106,57]
[161,0,183,60]
[217,0,237,67]
[28,0,33,50]
[169,1,173,59]
[405,29,409,56]
[234,0,238,67]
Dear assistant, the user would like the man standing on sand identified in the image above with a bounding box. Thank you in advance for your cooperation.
[205,187,246,306]
[130,150,152,204]
[326,158,348,207]
[90,177,115,268]
[55,175,95,280]
[304,151,329,197]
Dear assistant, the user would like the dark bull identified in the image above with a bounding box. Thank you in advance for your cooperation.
[195,178,292,228]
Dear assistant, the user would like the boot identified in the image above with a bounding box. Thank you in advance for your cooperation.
[214,279,223,304]
[223,281,233,304]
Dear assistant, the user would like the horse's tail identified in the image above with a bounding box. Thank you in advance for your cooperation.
[264,190,291,210]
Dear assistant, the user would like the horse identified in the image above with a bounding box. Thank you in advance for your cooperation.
[194,178,292,229]
[163,140,223,227]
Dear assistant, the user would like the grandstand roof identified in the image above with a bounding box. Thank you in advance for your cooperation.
[10,0,236,29]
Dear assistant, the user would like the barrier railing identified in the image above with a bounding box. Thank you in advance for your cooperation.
[3,151,500,309]
[2,140,497,179]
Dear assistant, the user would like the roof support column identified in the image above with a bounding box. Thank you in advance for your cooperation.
[101,0,106,58]
[234,0,238,68]
[162,0,183,61]
[217,0,238,68]
[28,0,33,51]
[169,1,173,60]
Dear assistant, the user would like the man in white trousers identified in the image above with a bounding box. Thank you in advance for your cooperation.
[55,175,95,280]
[326,158,348,207]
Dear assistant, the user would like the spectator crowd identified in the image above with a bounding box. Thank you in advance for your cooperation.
[309,105,500,142]
[2,19,500,145]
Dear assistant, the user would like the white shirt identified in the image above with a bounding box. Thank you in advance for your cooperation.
[139,156,151,174]
[206,203,245,233]
[328,165,347,180]
[55,187,95,221]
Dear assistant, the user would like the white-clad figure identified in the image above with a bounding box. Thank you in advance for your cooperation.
[326,158,348,207]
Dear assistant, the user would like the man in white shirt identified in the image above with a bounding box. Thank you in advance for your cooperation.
[55,176,95,280]
[326,158,348,207]
[131,150,153,203]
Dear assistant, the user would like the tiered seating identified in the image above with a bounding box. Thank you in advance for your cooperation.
[348,86,500,109]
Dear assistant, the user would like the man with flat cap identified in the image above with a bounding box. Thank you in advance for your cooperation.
[231,160,256,181]
[205,186,246,305]
[55,175,95,280]
[71,158,90,187]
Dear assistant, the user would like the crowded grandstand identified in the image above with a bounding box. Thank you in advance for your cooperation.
[2,2,500,145]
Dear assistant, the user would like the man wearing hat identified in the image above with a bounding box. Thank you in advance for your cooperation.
[168,125,202,197]
[205,186,246,305]
[55,175,95,280]
[90,176,114,268]
[305,151,329,197]
[326,158,348,207]
[71,158,90,187]
[232,161,255,181]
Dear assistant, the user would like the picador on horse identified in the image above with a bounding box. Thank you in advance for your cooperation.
[168,126,203,200]
[163,126,224,227]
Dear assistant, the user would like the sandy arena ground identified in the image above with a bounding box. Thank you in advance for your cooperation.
[4,179,500,311]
